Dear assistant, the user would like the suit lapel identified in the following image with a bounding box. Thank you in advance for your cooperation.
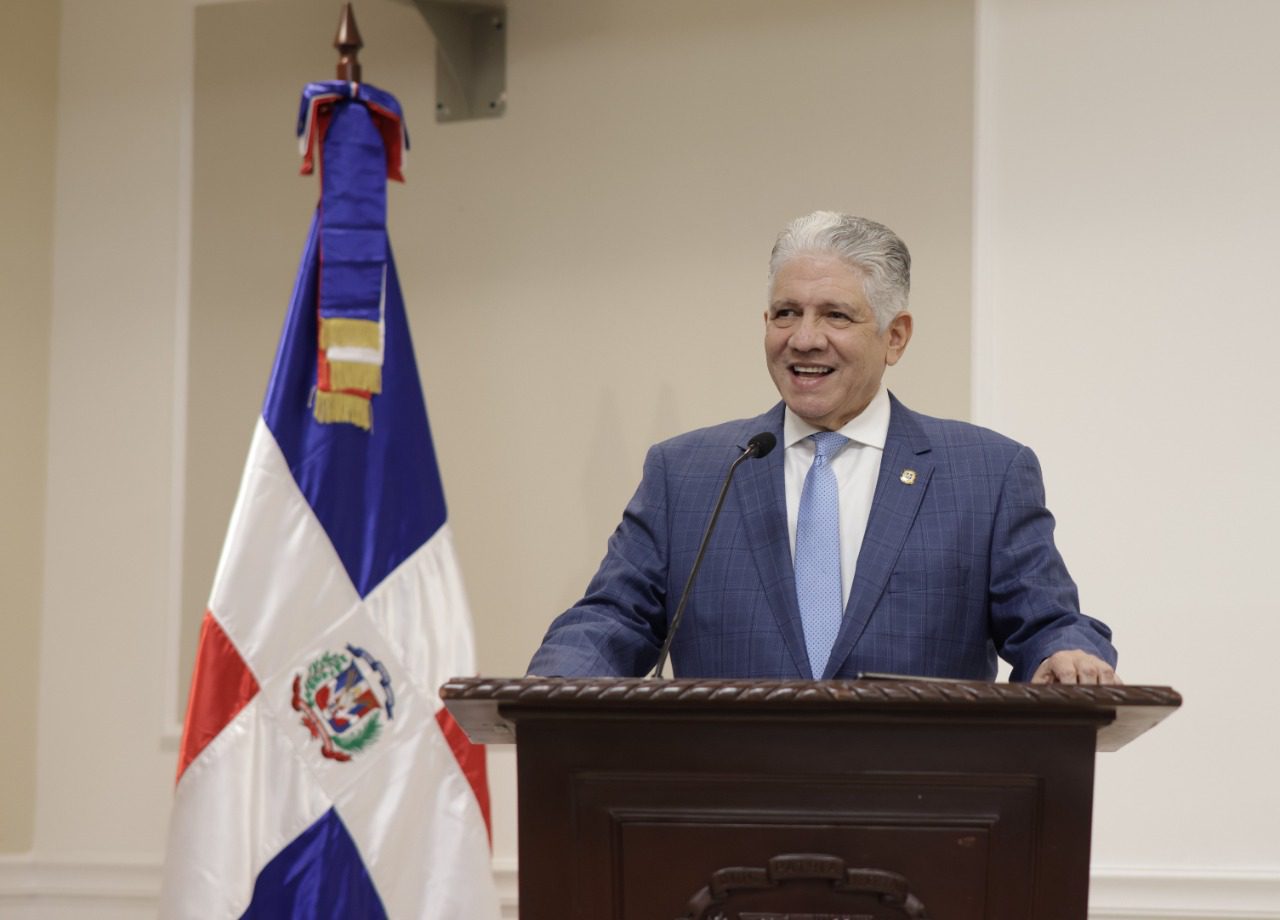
[822,396,934,678]
[736,404,811,677]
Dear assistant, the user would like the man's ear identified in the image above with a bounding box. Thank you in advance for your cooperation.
[884,312,913,366]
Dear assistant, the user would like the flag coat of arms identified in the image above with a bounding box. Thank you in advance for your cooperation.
[160,79,499,919]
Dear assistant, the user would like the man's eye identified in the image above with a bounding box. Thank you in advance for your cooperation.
[771,310,798,324]
[826,311,853,324]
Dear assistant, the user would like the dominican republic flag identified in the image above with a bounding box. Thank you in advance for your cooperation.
[159,81,499,919]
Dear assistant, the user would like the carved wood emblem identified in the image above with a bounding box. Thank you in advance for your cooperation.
[678,853,929,920]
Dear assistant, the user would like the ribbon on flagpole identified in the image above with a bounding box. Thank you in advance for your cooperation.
[297,81,408,429]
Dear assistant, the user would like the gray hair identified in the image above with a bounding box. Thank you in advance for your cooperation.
[769,211,911,330]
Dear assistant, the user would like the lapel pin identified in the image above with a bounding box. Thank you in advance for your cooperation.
[900,469,917,485]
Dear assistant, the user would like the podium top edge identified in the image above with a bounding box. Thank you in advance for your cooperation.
[439,676,1181,711]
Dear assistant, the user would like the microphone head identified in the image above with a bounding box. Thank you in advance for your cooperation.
[746,432,777,459]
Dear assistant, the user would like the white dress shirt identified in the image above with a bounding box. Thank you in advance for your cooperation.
[783,386,891,610]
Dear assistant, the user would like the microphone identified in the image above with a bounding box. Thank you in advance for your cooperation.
[649,432,777,678]
[745,432,777,459]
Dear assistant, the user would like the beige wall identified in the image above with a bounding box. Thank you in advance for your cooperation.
[0,0,59,854]
[32,0,189,862]
[182,0,974,695]
[179,0,974,878]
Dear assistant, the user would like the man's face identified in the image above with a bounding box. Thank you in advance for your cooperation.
[764,254,912,431]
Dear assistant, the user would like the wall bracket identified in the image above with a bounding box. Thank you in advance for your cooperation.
[410,1,506,123]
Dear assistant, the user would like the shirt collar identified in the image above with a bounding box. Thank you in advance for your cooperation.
[782,385,891,451]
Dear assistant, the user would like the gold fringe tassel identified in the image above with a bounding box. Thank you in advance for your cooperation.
[328,360,382,394]
[319,317,381,350]
[314,390,372,430]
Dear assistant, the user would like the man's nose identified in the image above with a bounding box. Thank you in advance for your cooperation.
[790,316,826,350]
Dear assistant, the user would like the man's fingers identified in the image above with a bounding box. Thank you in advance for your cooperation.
[1031,650,1121,686]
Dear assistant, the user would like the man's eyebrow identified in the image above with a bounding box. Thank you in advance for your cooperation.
[770,298,858,310]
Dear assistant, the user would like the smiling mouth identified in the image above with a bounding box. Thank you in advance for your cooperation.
[790,365,834,377]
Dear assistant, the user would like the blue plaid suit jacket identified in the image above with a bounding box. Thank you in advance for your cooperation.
[528,395,1116,681]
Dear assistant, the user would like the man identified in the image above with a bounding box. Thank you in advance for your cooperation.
[529,212,1118,684]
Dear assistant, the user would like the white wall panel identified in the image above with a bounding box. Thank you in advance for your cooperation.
[975,0,1280,895]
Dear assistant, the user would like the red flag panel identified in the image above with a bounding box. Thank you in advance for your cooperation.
[435,706,491,843]
[176,611,261,783]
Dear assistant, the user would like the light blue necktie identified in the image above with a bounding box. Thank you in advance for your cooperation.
[796,431,848,678]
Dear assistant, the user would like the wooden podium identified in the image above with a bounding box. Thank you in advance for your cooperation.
[442,677,1179,920]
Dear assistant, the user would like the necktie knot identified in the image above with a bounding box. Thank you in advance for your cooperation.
[811,431,848,463]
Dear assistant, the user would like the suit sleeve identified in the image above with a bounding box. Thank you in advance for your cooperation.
[988,445,1118,681]
[526,445,671,677]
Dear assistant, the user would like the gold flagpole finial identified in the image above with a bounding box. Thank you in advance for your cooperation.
[335,3,364,82]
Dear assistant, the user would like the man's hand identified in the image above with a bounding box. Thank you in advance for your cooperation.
[1031,650,1122,685]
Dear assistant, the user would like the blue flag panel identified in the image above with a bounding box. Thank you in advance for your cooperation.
[263,214,448,597]
[240,809,387,920]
